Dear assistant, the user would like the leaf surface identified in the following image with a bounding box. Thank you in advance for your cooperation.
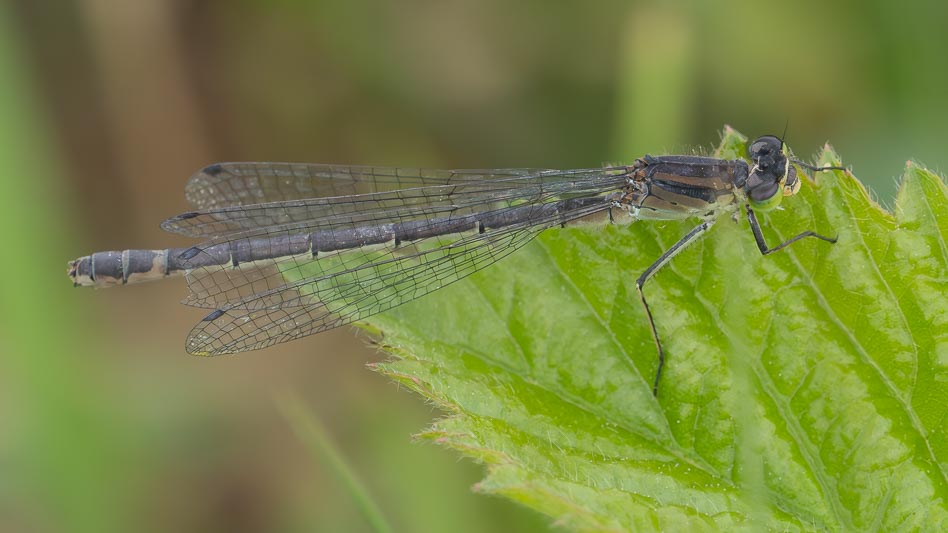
[367,127,948,531]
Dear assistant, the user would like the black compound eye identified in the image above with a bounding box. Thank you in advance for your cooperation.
[747,135,782,161]
[747,173,780,202]
[747,135,789,180]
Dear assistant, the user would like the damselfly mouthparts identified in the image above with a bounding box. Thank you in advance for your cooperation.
[68,135,845,396]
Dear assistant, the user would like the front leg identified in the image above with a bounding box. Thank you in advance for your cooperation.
[745,204,836,256]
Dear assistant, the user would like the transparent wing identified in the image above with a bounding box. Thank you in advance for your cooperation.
[184,200,612,355]
[164,164,624,238]
[168,168,627,308]
[183,162,493,209]
[166,164,628,354]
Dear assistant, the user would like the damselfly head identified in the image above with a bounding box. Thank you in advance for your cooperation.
[745,135,794,210]
[746,136,788,177]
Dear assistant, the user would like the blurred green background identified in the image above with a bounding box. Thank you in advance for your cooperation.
[2,1,946,532]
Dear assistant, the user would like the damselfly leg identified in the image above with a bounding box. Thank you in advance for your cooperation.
[636,220,715,396]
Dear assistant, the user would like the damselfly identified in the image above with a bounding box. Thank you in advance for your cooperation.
[68,135,845,396]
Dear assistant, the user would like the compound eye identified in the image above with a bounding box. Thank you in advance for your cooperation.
[748,177,780,203]
[747,135,782,160]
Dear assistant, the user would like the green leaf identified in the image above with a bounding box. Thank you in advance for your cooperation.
[366,127,948,531]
